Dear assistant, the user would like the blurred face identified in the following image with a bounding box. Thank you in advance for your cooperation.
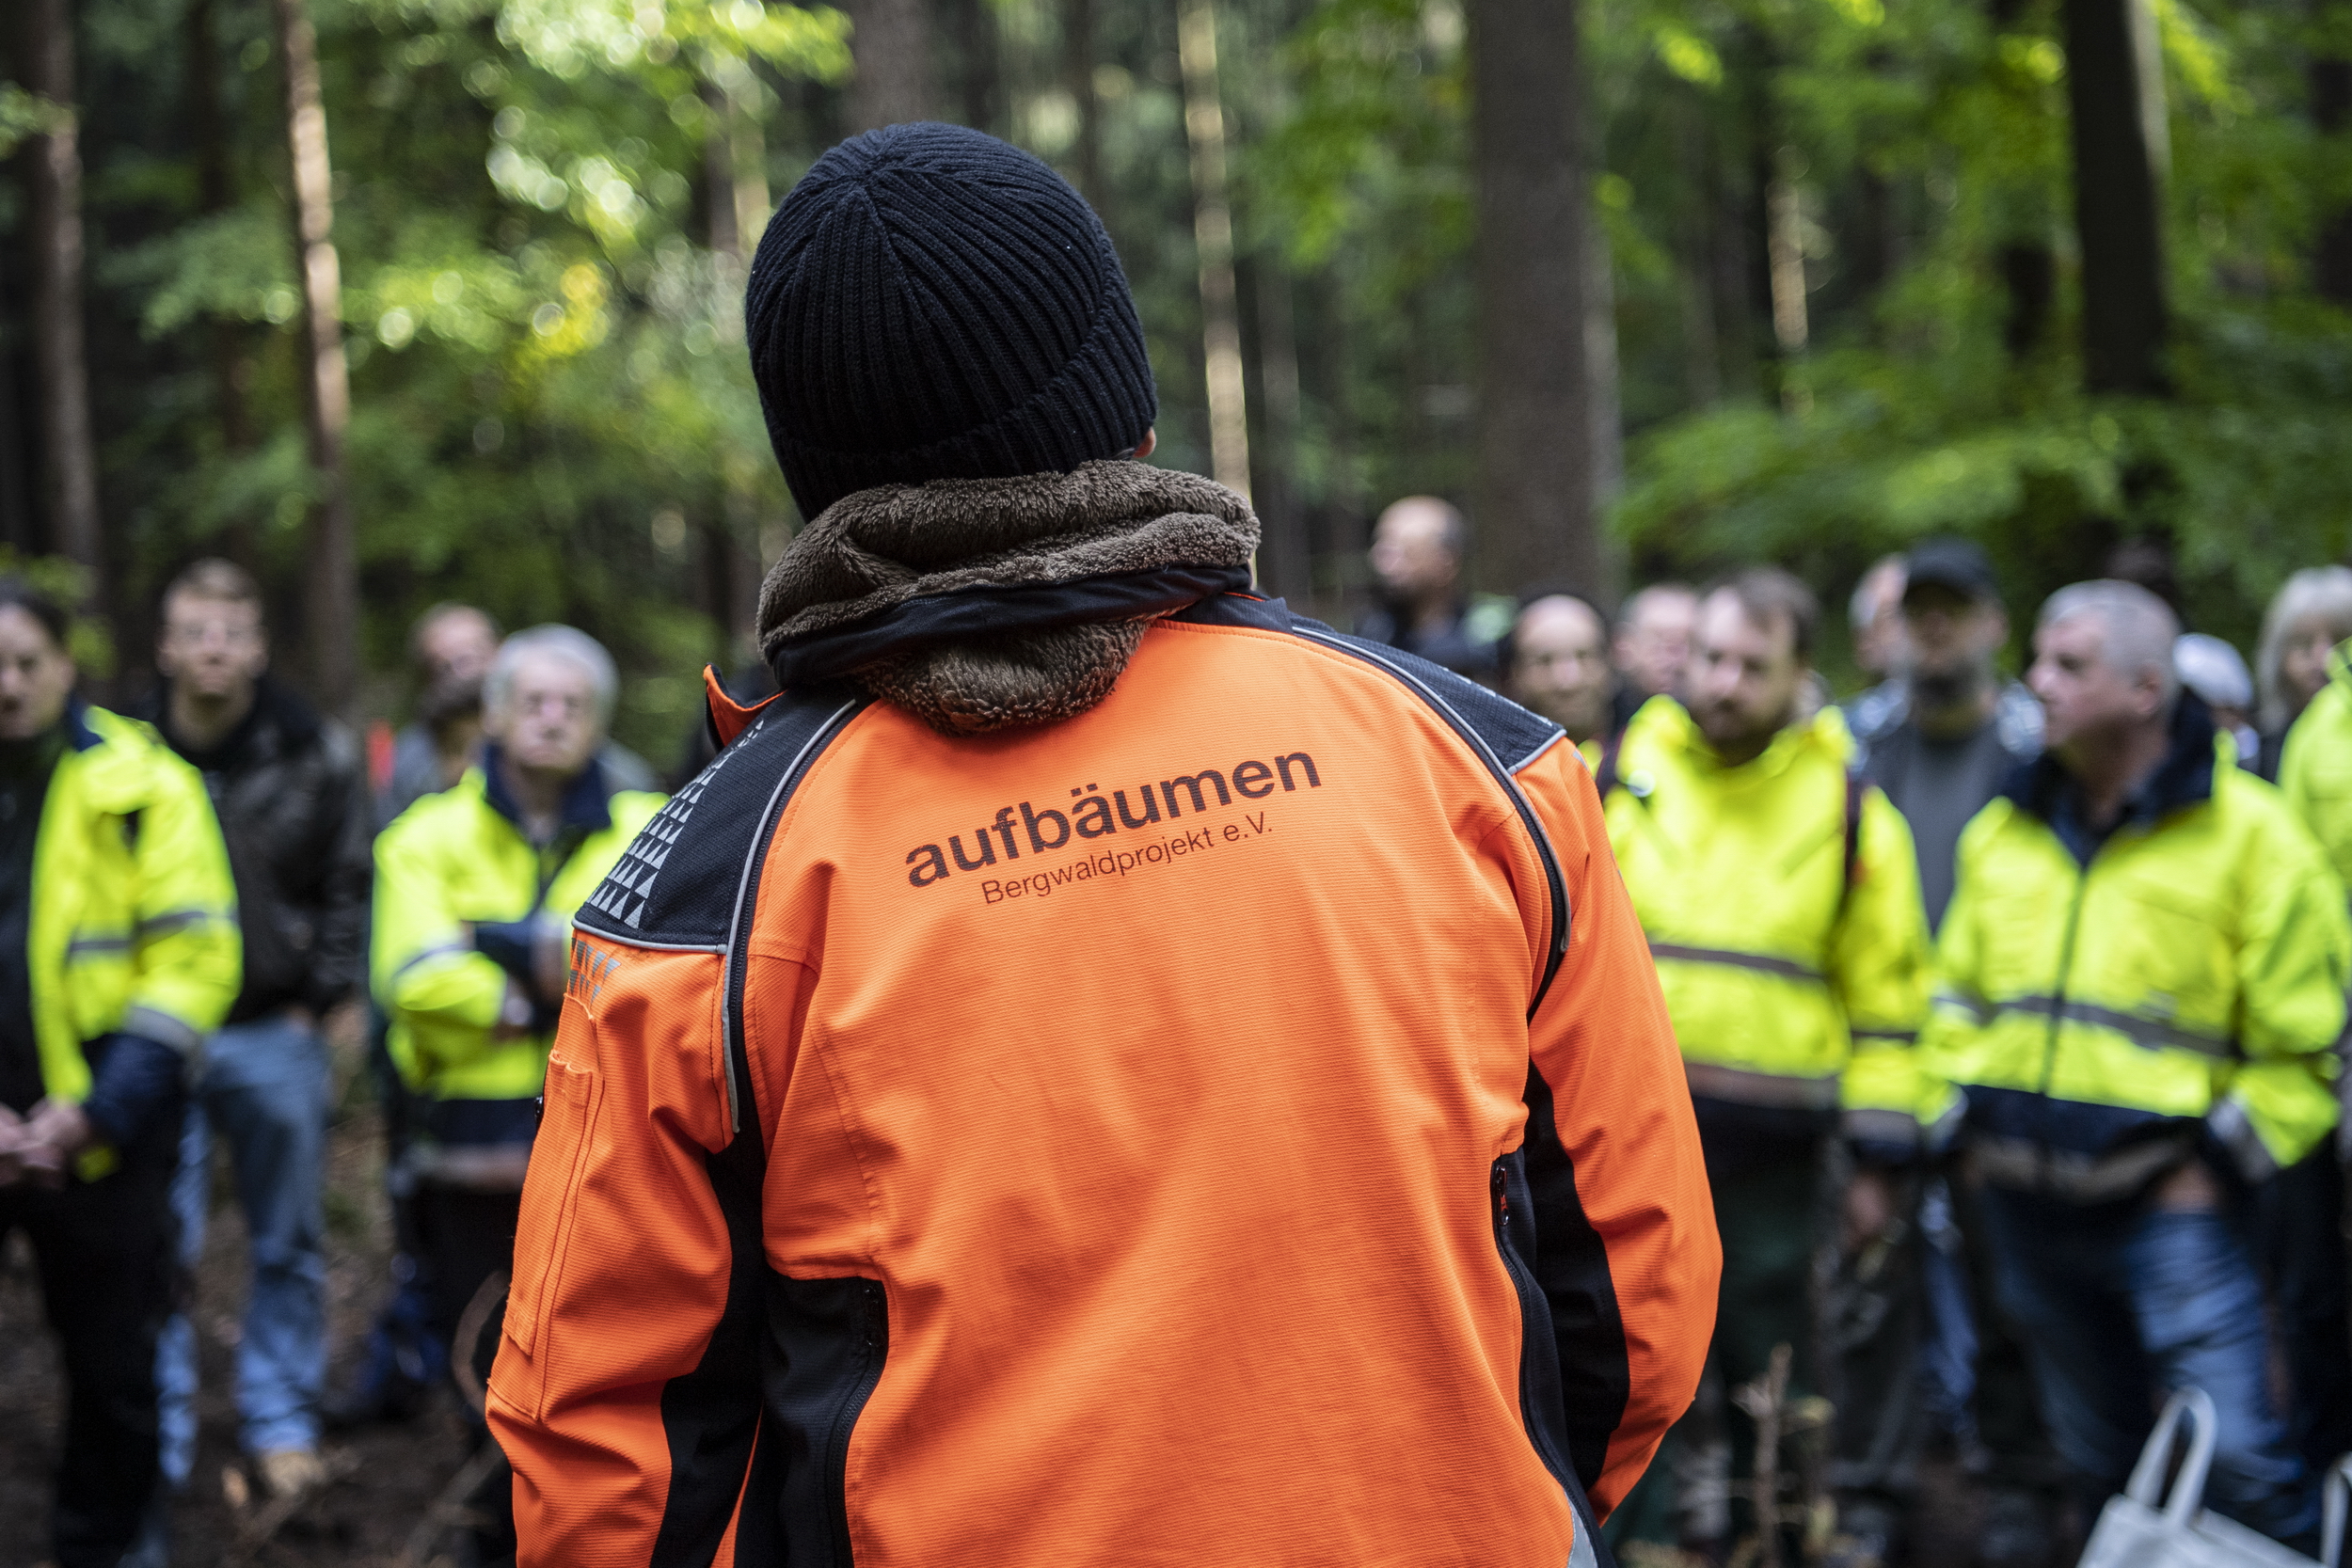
[2028,612,2161,755]
[1901,583,2007,687]
[1853,564,1909,682]
[489,652,603,777]
[1688,591,1806,758]
[2280,613,2344,716]
[1511,596,1612,742]
[0,608,75,742]
[420,610,500,687]
[157,591,267,703]
[1369,504,1459,602]
[1614,589,1696,700]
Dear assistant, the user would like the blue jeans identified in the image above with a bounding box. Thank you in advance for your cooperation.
[157,1013,331,1481]
[1976,1182,2318,1546]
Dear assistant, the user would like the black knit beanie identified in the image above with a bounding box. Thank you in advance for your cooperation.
[744,123,1158,522]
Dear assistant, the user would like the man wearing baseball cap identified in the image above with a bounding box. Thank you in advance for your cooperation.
[1843,536,2055,1565]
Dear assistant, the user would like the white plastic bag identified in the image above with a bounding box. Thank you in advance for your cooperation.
[2076,1387,2336,1568]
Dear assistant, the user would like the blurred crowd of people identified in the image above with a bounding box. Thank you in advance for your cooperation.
[0,563,659,1567]
[0,513,2347,1568]
[1359,495,2352,1566]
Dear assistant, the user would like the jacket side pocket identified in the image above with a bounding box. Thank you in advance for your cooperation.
[502,1047,602,1413]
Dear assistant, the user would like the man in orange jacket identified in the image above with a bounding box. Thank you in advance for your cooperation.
[488,122,1718,1568]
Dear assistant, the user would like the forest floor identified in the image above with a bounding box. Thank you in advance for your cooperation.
[0,1091,2028,1568]
[0,1089,480,1568]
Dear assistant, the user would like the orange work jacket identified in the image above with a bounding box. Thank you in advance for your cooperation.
[488,591,1719,1568]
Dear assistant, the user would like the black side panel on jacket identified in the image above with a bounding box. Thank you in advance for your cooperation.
[1497,1145,1621,1568]
[730,1275,889,1568]
[1522,1065,1633,1498]
[574,683,865,945]
[647,1143,768,1568]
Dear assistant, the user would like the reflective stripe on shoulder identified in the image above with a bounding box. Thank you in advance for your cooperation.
[1647,941,1825,985]
[65,935,132,959]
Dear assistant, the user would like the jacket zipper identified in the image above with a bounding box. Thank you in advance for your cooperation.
[2033,859,2093,1189]
[1294,628,1572,1017]
[1491,1162,1574,1492]
[825,1277,888,1565]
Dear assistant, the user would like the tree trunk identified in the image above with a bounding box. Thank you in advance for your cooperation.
[2317,0,2352,304]
[1584,208,1624,511]
[701,66,768,655]
[943,0,998,134]
[1672,92,1723,408]
[275,0,358,714]
[1062,0,1103,208]
[844,0,936,133]
[189,0,259,566]
[703,66,771,262]
[1252,259,1309,598]
[23,0,105,613]
[1470,0,1606,597]
[2065,0,2169,393]
[1178,0,1251,500]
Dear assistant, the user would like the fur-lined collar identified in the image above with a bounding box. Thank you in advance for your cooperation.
[758,461,1258,735]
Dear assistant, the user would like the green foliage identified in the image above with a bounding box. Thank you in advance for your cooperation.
[17,0,2352,738]
[1245,0,2352,683]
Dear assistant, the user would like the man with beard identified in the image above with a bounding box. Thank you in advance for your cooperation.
[1851,539,2042,930]
[1599,567,1938,1558]
[1845,541,2058,1561]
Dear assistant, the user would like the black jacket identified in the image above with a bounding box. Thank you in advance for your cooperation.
[130,676,372,1022]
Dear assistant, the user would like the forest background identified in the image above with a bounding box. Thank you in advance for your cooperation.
[4,0,2351,770]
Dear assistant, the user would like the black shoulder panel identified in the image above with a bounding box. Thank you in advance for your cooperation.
[575,683,866,948]
[1305,621,1565,773]
[1175,596,1566,772]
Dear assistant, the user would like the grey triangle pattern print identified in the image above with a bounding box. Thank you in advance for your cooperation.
[582,710,765,930]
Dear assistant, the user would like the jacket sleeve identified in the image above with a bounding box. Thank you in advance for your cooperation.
[306,724,374,1012]
[1830,787,1949,1157]
[488,937,775,1567]
[1918,813,1996,1094]
[1515,739,1719,1518]
[2211,810,2349,1178]
[372,814,506,1050]
[122,752,242,1053]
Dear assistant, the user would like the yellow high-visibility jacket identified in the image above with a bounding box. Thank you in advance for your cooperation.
[1925,712,2348,1198]
[1602,697,1943,1148]
[2280,639,2352,889]
[31,703,241,1170]
[373,761,662,1131]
